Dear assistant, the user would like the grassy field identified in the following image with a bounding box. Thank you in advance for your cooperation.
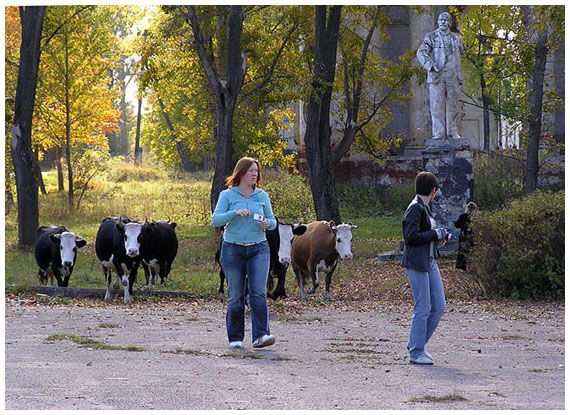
[5,166,403,300]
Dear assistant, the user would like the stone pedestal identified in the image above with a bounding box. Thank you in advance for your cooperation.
[422,138,473,236]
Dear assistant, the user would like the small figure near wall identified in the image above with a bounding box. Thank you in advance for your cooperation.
[454,201,478,270]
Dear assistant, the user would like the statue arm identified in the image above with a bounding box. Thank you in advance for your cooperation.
[417,35,436,71]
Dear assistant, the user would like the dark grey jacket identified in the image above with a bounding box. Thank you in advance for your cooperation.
[401,195,440,272]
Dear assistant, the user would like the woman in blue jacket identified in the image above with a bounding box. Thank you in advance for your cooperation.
[212,157,277,349]
[401,171,449,365]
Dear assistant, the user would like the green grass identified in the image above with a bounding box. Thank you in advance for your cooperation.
[46,334,146,352]
[6,164,405,297]
[408,394,468,403]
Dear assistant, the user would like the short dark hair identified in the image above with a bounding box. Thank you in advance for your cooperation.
[415,171,439,196]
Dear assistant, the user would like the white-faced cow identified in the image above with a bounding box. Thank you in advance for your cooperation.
[34,225,87,287]
[215,219,307,301]
[140,220,178,286]
[291,220,357,301]
[95,216,144,303]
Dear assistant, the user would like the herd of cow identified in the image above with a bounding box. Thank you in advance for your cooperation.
[34,215,358,304]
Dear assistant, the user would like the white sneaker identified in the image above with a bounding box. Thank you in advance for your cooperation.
[229,341,243,349]
[410,355,433,365]
[252,334,275,348]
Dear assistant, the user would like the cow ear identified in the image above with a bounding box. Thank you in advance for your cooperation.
[170,222,177,229]
[293,224,307,235]
[75,236,87,248]
[329,221,337,231]
[349,223,358,229]
[145,225,153,234]
[116,222,125,233]
[50,234,61,243]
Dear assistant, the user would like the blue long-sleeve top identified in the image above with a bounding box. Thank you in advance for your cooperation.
[211,186,277,244]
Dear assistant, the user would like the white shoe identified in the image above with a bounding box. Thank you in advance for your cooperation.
[424,351,433,361]
[410,355,433,365]
[253,334,275,348]
[229,341,243,349]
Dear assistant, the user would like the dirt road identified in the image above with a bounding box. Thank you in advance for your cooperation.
[5,296,564,410]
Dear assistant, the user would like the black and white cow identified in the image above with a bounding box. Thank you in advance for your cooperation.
[95,216,145,303]
[216,219,307,301]
[34,225,87,287]
[140,220,178,286]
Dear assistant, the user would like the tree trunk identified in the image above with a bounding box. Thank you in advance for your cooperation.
[157,98,193,172]
[524,20,548,195]
[11,6,46,246]
[480,73,491,150]
[56,146,64,191]
[186,5,245,212]
[303,5,343,223]
[333,6,380,164]
[134,96,143,165]
[64,29,74,213]
[33,146,47,195]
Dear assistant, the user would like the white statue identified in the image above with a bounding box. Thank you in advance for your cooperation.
[417,12,465,140]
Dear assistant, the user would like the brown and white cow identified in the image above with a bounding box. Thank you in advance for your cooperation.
[291,220,357,301]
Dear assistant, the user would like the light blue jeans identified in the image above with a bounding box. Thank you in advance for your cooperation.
[406,259,446,359]
[220,240,271,343]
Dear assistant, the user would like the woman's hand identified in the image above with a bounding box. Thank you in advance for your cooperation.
[236,209,250,217]
[259,218,268,229]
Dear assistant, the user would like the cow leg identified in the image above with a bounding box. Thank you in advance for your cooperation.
[307,262,320,294]
[324,271,333,301]
[267,269,275,293]
[158,262,168,285]
[323,262,337,301]
[120,263,133,304]
[269,264,287,300]
[53,268,64,287]
[38,269,47,285]
[293,264,308,301]
[104,266,113,301]
[142,262,151,286]
[61,267,71,287]
[152,263,161,285]
[113,274,121,290]
[162,261,172,285]
[217,268,226,302]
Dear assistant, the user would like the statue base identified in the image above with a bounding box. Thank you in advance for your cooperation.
[424,138,470,152]
[421,138,474,234]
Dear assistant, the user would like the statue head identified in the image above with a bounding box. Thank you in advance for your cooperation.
[437,12,452,33]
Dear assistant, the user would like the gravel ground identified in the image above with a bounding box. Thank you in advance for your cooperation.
[4,294,564,410]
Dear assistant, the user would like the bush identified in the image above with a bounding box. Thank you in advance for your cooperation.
[473,151,524,211]
[469,190,564,300]
[263,170,315,223]
[105,159,167,182]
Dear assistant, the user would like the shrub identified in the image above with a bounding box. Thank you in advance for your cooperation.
[469,190,564,300]
[105,159,167,182]
[473,151,524,211]
[263,170,315,223]
[336,184,384,219]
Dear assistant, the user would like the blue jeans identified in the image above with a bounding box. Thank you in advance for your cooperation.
[220,240,271,342]
[406,259,446,359]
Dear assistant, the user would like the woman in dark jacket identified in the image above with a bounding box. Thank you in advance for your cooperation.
[401,171,449,365]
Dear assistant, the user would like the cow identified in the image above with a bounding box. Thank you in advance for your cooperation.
[291,220,357,301]
[267,222,307,299]
[34,225,87,287]
[215,219,307,301]
[140,220,178,286]
[95,215,144,304]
